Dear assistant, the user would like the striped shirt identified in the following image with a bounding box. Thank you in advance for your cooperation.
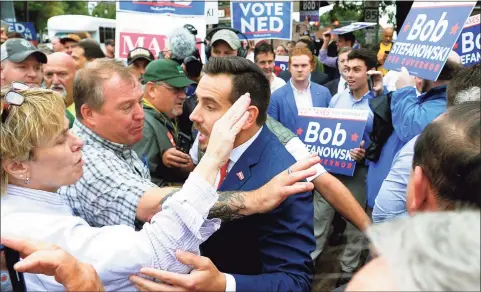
[2,175,220,291]
[58,119,156,229]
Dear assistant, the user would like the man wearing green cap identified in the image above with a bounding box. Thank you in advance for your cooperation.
[0,38,47,87]
[133,59,195,186]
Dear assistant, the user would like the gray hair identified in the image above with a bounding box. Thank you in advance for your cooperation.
[73,58,135,118]
[454,86,481,105]
[338,46,353,55]
[367,211,480,291]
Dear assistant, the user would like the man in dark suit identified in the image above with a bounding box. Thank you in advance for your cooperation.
[324,47,353,96]
[190,57,315,291]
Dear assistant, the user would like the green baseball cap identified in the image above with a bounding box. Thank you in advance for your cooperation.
[143,59,193,87]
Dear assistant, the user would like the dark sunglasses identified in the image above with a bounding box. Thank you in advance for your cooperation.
[1,82,29,123]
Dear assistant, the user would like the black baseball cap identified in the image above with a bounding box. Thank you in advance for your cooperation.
[127,47,154,66]
[0,38,47,63]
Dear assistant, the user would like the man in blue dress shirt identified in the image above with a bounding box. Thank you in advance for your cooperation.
[365,51,462,216]
[373,63,481,223]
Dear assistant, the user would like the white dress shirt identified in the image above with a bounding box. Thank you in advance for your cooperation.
[190,127,326,183]
[291,79,313,109]
[214,126,263,187]
[1,173,220,291]
[337,75,348,95]
[270,73,286,94]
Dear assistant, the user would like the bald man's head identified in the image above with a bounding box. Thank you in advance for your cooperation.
[44,52,77,106]
[382,27,394,45]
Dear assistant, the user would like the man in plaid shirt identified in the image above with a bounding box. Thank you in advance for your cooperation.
[58,58,317,229]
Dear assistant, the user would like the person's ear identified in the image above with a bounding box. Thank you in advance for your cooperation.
[3,160,30,183]
[409,166,432,213]
[146,82,157,99]
[80,104,97,128]
[241,105,259,130]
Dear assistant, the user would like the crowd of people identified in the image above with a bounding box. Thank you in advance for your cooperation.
[0,19,479,292]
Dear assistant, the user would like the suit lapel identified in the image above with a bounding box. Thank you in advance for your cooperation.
[218,127,269,191]
[310,85,322,107]
[285,82,300,123]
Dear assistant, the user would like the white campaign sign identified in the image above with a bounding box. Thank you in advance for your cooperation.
[115,12,207,63]
[205,1,219,24]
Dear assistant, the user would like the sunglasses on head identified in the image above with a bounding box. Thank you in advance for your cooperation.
[1,82,29,123]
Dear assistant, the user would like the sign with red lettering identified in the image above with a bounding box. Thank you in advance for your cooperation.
[297,108,369,176]
[453,14,480,67]
[115,11,206,61]
[384,1,476,80]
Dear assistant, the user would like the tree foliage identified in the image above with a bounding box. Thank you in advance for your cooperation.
[13,1,89,33]
[91,1,116,19]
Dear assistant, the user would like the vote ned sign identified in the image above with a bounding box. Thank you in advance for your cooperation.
[454,14,480,67]
[231,1,293,40]
[384,1,476,81]
[297,108,369,176]
[7,22,37,41]
[118,0,205,16]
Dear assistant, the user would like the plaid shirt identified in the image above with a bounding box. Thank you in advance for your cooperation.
[58,120,156,228]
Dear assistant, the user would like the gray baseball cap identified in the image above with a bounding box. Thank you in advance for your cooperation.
[1,38,47,63]
[211,29,241,50]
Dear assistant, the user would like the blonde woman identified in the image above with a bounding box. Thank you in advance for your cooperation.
[0,84,254,291]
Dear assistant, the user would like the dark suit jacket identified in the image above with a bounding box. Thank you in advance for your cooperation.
[324,78,340,97]
[279,70,330,86]
[268,82,332,133]
[200,126,315,292]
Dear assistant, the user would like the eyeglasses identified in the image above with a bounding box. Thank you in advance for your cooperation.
[157,83,189,95]
[1,82,29,123]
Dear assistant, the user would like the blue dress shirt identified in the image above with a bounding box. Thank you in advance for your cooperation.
[372,135,418,223]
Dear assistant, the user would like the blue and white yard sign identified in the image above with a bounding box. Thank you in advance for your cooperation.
[118,1,205,16]
[297,108,369,176]
[274,55,289,72]
[231,1,293,40]
[384,1,476,81]
[453,14,480,67]
[331,22,376,35]
[7,22,37,41]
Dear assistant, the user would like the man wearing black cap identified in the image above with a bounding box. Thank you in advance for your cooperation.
[133,59,195,186]
[0,38,47,87]
[127,47,154,82]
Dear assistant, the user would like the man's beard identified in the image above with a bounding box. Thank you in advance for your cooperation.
[49,84,67,99]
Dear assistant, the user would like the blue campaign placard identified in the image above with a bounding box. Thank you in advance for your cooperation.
[231,1,293,40]
[331,22,376,35]
[274,55,289,73]
[118,1,205,16]
[384,1,476,81]
[7,22,37,41]
[453,14,480,67]
[297,108,369,176]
